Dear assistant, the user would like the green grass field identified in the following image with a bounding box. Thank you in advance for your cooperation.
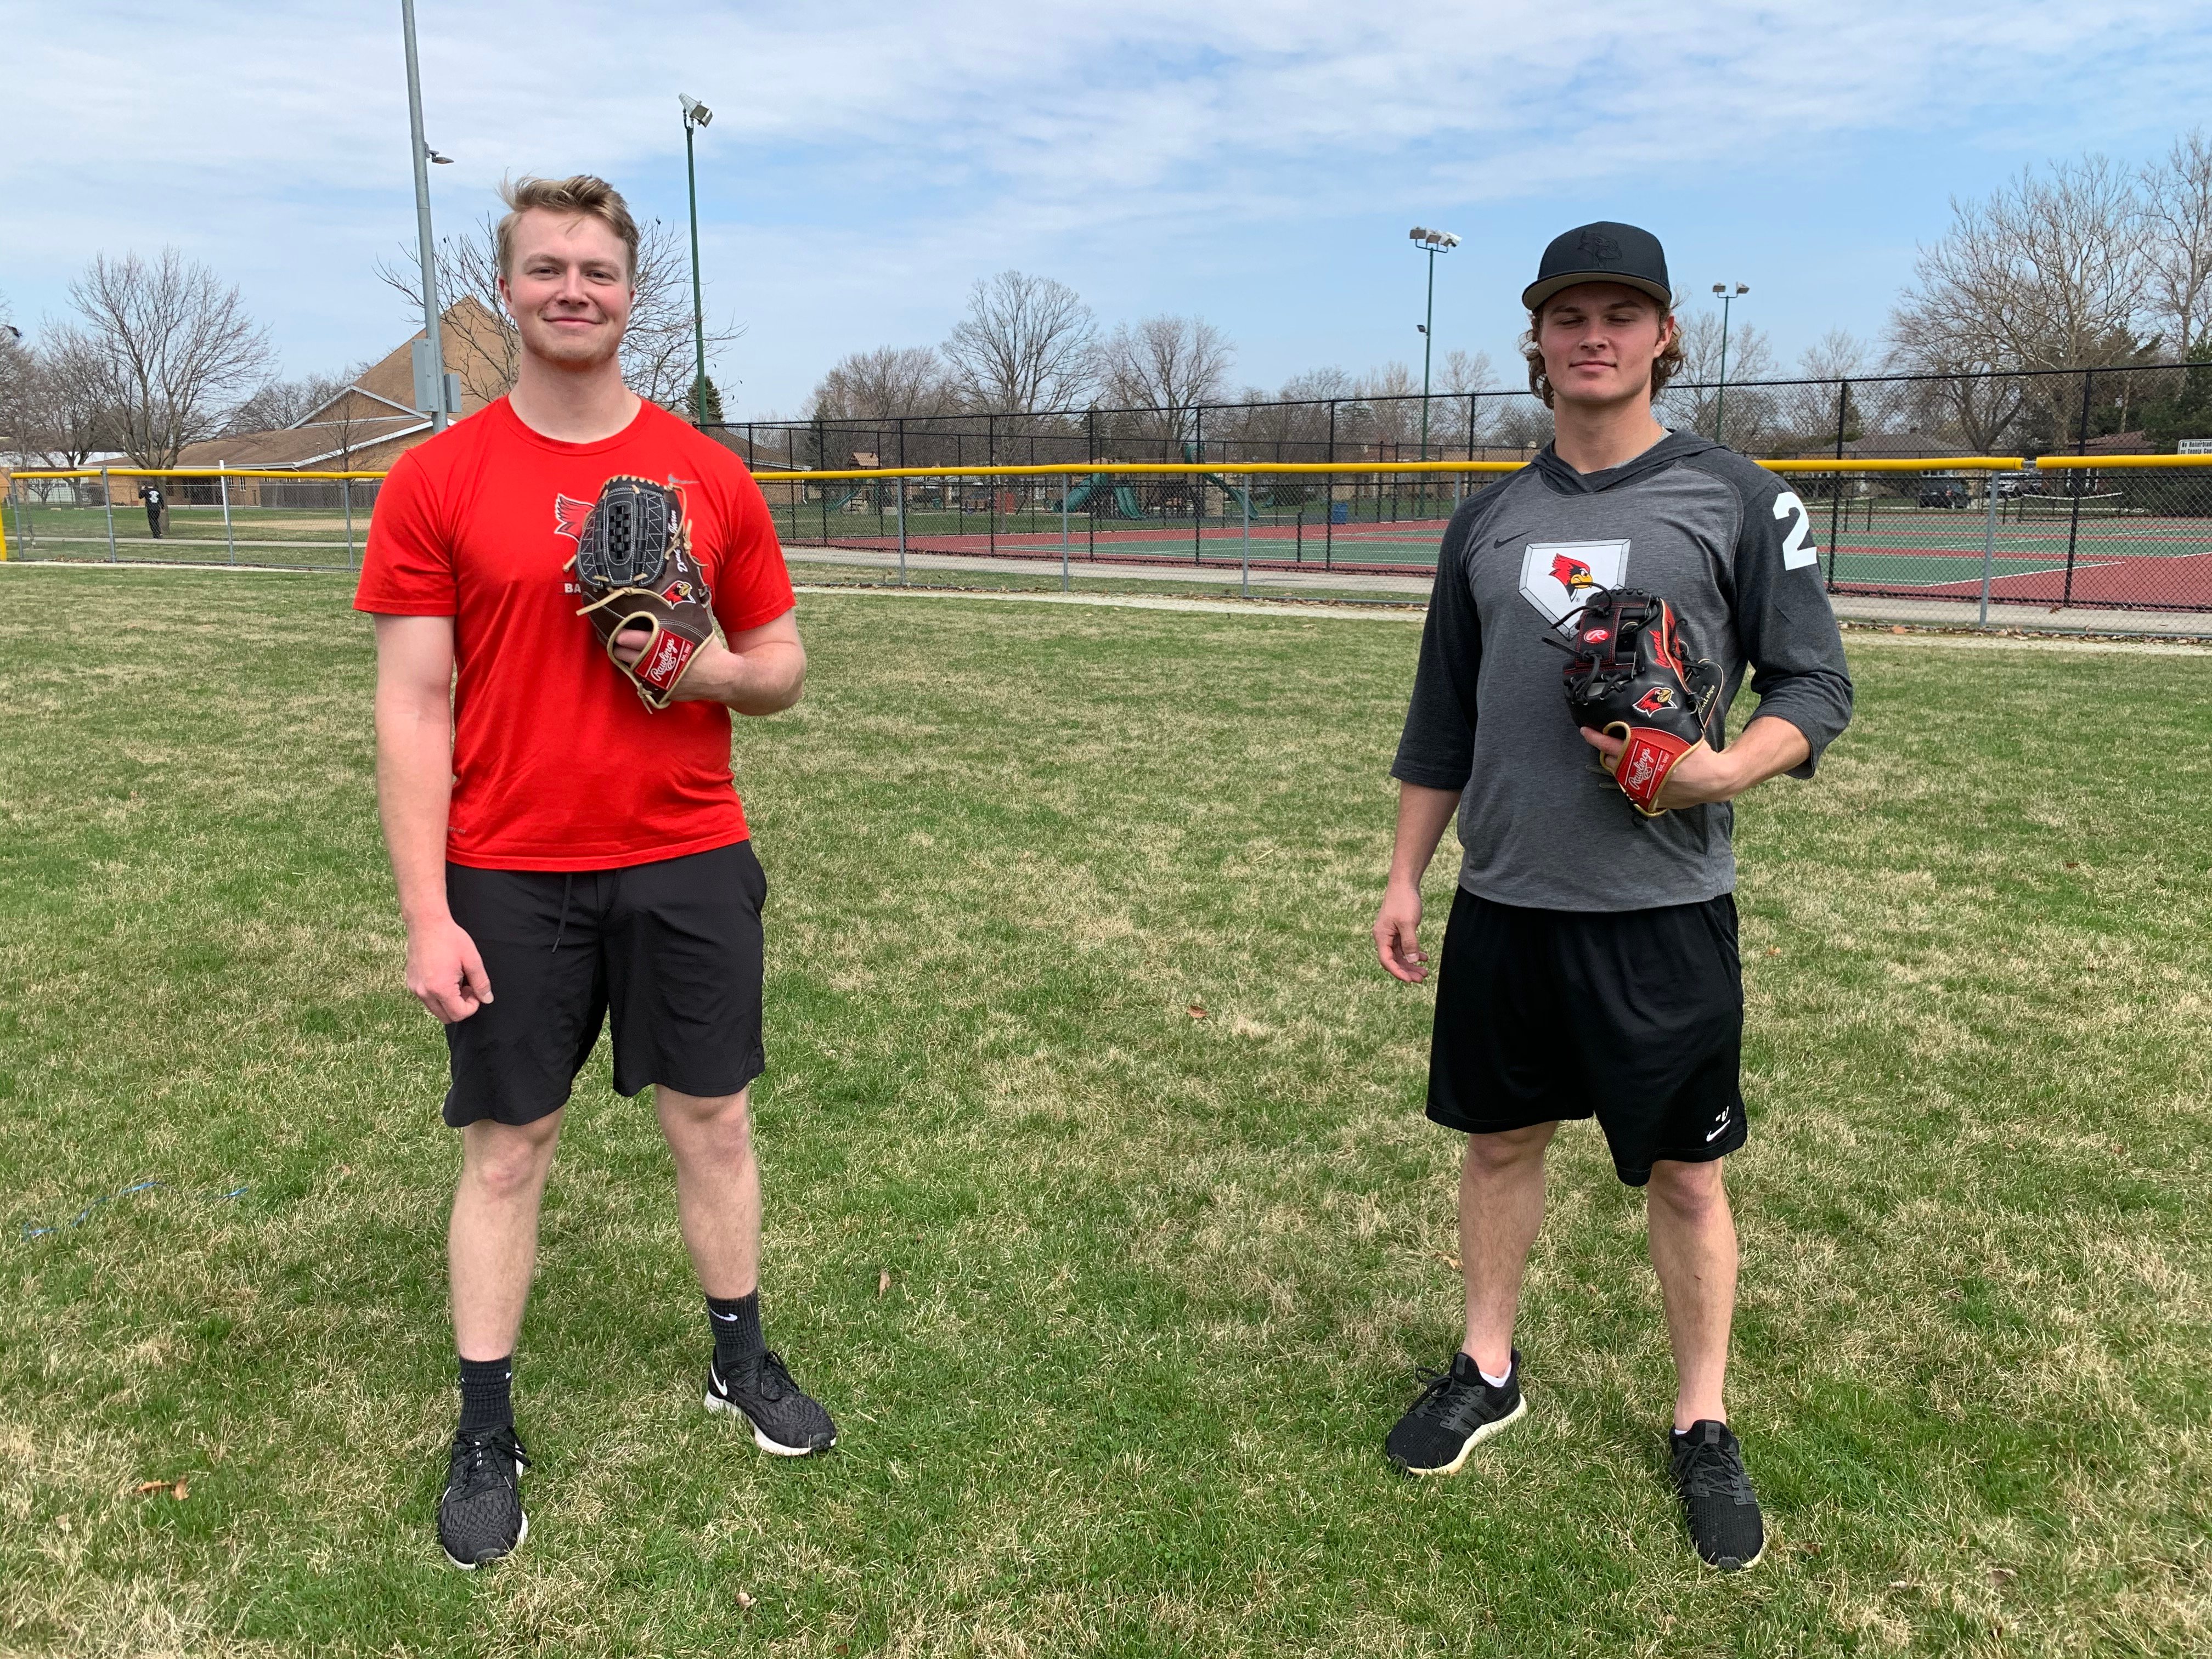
[2,568,2209,1656]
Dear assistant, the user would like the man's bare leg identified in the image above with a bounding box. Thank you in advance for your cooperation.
[654,1084,760,1299]
[450,1112,565,1361]
[1645,1156,1737,1429]
[1459,1122,1558,1375]
[659,1083,836,1453]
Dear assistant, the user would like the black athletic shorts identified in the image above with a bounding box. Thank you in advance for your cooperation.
[1425,886,1745,1186]
[441,840,769,1128]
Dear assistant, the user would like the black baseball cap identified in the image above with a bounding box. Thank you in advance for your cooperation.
[1521,222,1672,312]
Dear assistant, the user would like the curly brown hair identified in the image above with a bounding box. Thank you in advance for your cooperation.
[1520,293,1684,409]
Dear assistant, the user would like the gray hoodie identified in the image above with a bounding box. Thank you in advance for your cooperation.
[1392,432,1854,912]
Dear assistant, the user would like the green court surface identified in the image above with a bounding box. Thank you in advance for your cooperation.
[4,567,2209,1656]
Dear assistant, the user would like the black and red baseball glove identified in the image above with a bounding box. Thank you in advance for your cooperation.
[566,475,717,710]
[1551,588,1720,816]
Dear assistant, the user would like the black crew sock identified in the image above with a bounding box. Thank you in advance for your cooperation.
[458,1355,514,1435]
[706,1292,765,1375]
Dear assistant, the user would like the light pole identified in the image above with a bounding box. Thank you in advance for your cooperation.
[1710,281,1748,445]
[1408,226,1460,460]
[680,94,714,427]
[399,0,456,431]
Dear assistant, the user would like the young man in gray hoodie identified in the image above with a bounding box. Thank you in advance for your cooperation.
[1372,222,1853,1572]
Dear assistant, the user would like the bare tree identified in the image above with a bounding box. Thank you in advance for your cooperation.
[1277,366,1357,402]
[11,330,123,466]
[67,250,274,468]
[1095,315,1233,445]
[0,302,26,458]
[2143,131,2212,357]
[805,345,957,421]
[377,214,740,414]
[1889,157,2151,443]
[1796,329,1872,382]
[1439,348,1494,394]
[222,369,356,436]
[942,271,1096,414]
[1664,313,1780,448]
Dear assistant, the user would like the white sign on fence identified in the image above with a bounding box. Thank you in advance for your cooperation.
[2178,438,2212,454]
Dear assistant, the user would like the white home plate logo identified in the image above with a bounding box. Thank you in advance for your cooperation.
[1520,539,1630,630]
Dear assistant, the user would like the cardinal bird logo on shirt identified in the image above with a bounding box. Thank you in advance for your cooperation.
[552,493,595,543]
[1550,554,1595,593]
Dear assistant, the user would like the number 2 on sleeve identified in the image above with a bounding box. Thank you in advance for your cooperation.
[1772,490,1819,570]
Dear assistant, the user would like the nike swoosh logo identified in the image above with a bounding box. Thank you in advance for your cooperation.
[710,1311,740,1321]
[1494,533,1520,547]
[1705,1116,1730,1143]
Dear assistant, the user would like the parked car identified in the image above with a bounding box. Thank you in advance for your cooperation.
[1916,478,1971,509]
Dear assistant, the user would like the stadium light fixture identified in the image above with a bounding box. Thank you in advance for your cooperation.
[680,95,713,426]
[426,147,454,165]
[1408,225,1462,460]
[1710,281,1750,446]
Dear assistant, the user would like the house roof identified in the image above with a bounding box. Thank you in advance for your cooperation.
[176,296,508,472]
[176,415,429,470]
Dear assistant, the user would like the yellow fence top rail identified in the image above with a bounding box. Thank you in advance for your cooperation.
[13,454,2210,486]
[9,466,388,481]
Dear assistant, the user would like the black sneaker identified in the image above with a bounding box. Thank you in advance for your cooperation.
[706,1351,837,1456]
[1385,1350,1527,1476]
[1671,1420,1764,1571]
[437,1424,529,1570]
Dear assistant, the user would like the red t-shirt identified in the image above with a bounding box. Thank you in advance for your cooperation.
[355,397,795,871]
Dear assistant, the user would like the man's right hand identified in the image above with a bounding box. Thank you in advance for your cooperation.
[1374,881,1429,983]
[405,915,494,1023]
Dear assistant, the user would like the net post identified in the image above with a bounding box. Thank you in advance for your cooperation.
[102,469,116,561]
[2062,369,2092,610]
[1825,380,1848,591]
[1240,473,1250,598]
[1977,467,1997,627]
[1061,473,1071,593]
[1324,402,1336,571]
[896,474,907,587]
[221,466,236,565]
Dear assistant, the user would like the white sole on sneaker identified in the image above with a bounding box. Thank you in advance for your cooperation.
[442,1508,527,1571]
[704,1386,836,1456]
[1402,1395,1527,1477]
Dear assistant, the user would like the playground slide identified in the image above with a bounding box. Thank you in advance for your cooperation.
[1053,481,1149,519]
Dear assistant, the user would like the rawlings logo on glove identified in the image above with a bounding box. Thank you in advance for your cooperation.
[1547,588,1719,816]
[560,475,719,710]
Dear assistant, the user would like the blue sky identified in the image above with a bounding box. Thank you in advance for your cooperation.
[7,1,2212,419]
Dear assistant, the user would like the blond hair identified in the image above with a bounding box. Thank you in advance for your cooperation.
[495,174,640,281]
[1520,292,1685,409]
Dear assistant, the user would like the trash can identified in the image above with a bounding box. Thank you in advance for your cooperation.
[1329,502,1349,525]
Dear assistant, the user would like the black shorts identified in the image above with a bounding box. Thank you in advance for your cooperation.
[441,840,769,1128]
[1426,887,1745,1186]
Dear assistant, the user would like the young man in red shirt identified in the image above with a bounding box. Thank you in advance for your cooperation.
[358,176,831,1571]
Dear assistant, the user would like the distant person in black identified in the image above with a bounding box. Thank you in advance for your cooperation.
[137,482,165,539]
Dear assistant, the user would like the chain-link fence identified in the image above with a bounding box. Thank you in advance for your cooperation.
[720,359,2212,477]
[17,436,2212,637]
[755,456,2212,625]
[2,467,383,568]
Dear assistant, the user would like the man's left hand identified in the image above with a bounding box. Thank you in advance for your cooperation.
[1579,713,1812,810]
[611,624,733,701]
[611,612,806,715]
[1579,727,1742,808]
